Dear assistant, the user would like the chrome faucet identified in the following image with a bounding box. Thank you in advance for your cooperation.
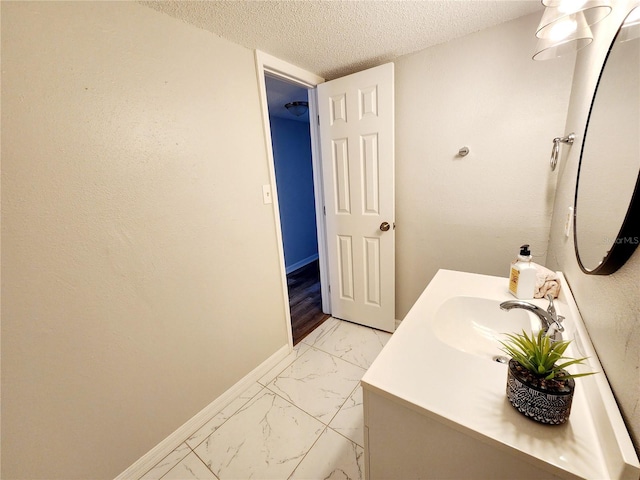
[500,294,565,342]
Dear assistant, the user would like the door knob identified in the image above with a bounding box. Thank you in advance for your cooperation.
[380,222,391,232]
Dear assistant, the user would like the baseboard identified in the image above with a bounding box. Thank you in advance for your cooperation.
[285,254,319,274]
[115,344,290,480]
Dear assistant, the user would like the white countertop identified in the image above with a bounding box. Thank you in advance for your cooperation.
[361,269,640,480]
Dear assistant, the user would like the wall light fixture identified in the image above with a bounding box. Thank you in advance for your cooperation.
[617,5,640,43]
[533,0,612,60]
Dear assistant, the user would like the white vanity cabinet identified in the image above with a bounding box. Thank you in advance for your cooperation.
[361,270,640,480]
[363,388,565,479]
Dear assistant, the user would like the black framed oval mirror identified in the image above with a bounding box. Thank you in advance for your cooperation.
[574,6,640,275]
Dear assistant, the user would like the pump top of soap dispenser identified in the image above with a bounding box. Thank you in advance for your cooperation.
[518,244,532,262]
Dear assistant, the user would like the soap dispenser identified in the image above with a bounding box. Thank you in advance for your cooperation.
[509,244,536,299]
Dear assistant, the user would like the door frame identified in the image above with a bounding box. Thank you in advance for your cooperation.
[254,50,329,349]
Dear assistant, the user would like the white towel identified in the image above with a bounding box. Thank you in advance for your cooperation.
[533,263,561,299]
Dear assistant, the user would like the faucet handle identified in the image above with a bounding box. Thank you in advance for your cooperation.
[546,294,557,317]
[546,295,565,333]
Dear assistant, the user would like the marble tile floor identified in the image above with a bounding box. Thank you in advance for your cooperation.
[139,317,392,480]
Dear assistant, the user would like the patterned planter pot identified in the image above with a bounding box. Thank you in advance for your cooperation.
[506,359,575,425]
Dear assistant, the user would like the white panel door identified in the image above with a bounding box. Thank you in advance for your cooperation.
[317,63,395,333]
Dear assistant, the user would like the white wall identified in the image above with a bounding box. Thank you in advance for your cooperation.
[547,0,640,453]
[1,2,288,478]
[394,12,575,319]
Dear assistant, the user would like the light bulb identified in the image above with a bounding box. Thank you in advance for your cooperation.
[548,17,578,41]
[623,7,640,27]
[558,0,588,15]
[543,0,590,12]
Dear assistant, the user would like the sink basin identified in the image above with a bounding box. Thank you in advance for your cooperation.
[362,270,640,480]
[431,296,538,359]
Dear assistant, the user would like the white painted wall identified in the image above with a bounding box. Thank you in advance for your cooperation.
[547,0,640,454]
[1,2,288,478]
[394,12,575,319]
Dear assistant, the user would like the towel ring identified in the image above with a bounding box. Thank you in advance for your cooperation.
[550,133,575,171]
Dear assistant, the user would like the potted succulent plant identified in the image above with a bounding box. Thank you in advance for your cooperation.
[500,330,595,425]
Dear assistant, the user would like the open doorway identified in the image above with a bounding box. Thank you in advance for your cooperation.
[264,74,330,345]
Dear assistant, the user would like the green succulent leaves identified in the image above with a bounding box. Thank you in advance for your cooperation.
[500,330,596,381]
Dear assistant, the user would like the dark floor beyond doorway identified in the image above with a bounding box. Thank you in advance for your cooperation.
[287,260,330,345]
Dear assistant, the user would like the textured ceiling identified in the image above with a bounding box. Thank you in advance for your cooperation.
[140,1,544,80]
